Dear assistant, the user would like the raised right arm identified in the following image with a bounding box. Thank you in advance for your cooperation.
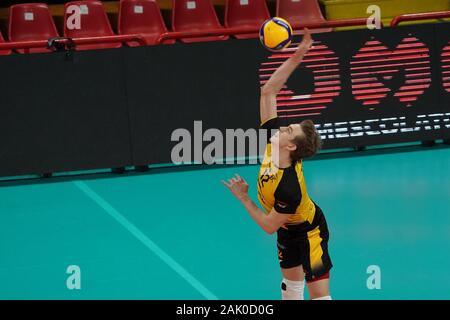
[260,29,313,124]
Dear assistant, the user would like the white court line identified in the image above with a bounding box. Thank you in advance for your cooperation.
[73,180,218,300]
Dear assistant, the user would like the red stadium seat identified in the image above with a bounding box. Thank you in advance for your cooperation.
[0,31,12,56]
[172,0,228,43]
[64,0,122,51]
[118,0,174,46]
[8,3,59,54]
[224,0,270,39]
[276,0,332,33]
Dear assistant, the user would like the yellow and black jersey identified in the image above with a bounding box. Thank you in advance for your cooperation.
[257,117,319,228]
[257,117,333,279]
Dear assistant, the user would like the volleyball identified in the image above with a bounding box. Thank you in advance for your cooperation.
[259,17,293,51]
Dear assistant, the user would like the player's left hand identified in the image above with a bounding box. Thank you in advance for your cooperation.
[222,174,249,201]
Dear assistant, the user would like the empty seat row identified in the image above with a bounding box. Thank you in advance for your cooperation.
[0,0,329,54]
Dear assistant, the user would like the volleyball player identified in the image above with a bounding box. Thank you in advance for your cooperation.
[223,29,333,300]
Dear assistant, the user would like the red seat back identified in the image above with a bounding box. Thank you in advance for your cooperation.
[9,3,59,53]
[172,0,228,43]
[276,0,329,30]
[64,0,121,50]
[0,31,12,56]
[225,0,270,39]
[118,0,174,45]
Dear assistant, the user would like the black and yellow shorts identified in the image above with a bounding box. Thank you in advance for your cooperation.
[276,205,333,282]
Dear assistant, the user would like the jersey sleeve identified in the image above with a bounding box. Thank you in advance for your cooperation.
[260,117,280,144]
[274,192,301,214]
[273,170,302,214]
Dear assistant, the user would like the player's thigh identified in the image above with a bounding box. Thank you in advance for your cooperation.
[277,240,305,281]
[281,265,305,281]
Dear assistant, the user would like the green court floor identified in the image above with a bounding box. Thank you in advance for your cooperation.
[1,146,449,300]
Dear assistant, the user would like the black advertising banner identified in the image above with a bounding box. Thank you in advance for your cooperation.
[0,50,132,176]
[126,23,450,166]
[264,24,446,149]
[434,23,450,140]
[123,40,265,166]
[0,23,449,177]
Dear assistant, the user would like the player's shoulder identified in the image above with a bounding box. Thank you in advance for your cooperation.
[260,117,280,130]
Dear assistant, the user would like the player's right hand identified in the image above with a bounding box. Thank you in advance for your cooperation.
[298,28,313,53]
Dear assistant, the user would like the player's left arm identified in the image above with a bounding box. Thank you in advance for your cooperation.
[242,204,293,235]
[222,174,293,234]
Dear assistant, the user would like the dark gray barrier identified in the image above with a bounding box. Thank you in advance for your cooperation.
[276,24,444,148]
[0,23,449,177]
[435,24,450,140]
[126,23,450,165]
[123,41,264,166]
[0,50,132,176]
